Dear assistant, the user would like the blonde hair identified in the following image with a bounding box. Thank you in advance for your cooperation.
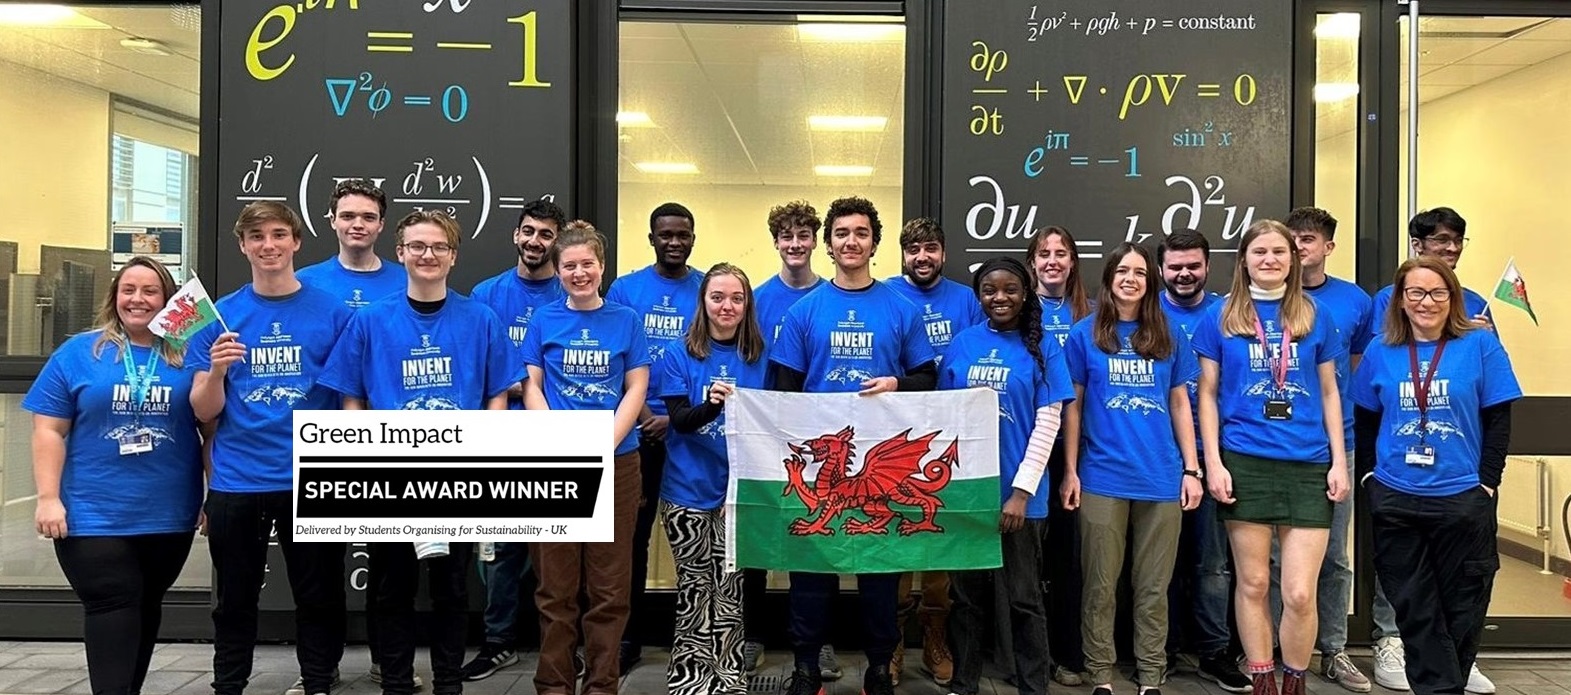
[1220,220,1316,339]
[553,220,606,266]
[396,210,462,247]
[92,256,184,368]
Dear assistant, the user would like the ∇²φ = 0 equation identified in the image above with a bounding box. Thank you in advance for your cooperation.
[1021,131,1140,180]
[325,72,470,123]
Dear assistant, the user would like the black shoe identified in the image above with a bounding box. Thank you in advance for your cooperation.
[1199,653,1253,693]
[461,643,519,681]
[1093,687,1115,695]
[862,663,895,695]
[786,666,825,695]
[618,641,642,674]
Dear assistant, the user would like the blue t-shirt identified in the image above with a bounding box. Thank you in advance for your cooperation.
[1040,297,1085,349]
[1349,329,1521,497]
[520,301,653,455]
[885,276,986,358]
[755,275,824,345]
[606,265,704,417]
[1161,291,1223,453]
[188,285,354,493]
[1370,284,1494,343]
[320,292,522,411]
[771,281,937,393]
[1191,298,1347,463]
[1306,277,1373,453]
[658,340,771,510]
[296,257,409,310]
[938,324,1074,518]
[22,333,202,535]
[1066,318,1198,502]
[470,269,567,409]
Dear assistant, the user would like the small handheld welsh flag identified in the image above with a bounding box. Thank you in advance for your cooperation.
[149,277,224,349]
[1492,258,1538,326]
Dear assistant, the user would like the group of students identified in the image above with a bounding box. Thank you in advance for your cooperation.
[26,177,1519,695]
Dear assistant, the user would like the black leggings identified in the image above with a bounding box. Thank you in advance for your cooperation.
[55,532,195,695]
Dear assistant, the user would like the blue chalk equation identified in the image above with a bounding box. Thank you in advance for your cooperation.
[325,72,470,123]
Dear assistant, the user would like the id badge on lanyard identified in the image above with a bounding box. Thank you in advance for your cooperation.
[1404,338,1447,466]
[118,349,159,456]
[1254,316,1293,421]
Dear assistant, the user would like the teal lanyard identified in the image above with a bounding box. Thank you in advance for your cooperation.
[122,346,161,419]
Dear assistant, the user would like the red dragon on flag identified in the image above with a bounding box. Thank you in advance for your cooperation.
[781,426,958,537]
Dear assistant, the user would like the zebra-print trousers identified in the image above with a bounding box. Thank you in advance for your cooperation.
[661,502,747,695]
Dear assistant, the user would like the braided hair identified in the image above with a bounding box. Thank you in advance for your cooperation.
[971,256,1045,373]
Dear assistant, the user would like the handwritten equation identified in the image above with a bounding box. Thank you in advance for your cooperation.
[1025,6,1260,40]
[963,174,1258,248]
[233,154,552,239]
[966,42,1260,132]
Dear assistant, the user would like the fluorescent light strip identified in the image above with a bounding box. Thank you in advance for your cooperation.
[0,4,110,27]
[617,111,655,127]
[1315,13,1361,39]
[814,165,874,177]
[1313,83,1360,102]
[808,115,887,132]
[634,162,698,175]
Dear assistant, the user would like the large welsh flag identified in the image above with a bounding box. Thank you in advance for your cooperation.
[724,389,1003,574]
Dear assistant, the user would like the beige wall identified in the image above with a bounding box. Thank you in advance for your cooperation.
[617,183,904,286]
[1313,127,1359,282]
[0,59,111,274]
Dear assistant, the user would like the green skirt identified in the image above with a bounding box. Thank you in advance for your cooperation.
[1216,450,1334,529]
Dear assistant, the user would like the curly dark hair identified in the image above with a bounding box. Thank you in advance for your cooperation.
[517,198,567,231]
[766,200,821,239]
[329,178,387,217]
[822,196,883,246]
[971,256,1045,373]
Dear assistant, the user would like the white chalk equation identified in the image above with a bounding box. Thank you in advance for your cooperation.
[233,153,557,239]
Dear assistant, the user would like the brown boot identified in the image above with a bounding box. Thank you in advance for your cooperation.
[1252,671,1280,695]
[889,642,904,686]
[920,609,953,685]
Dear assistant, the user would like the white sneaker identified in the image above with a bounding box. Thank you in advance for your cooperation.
[1465,663,1495,694]
[1373,637,1410,691]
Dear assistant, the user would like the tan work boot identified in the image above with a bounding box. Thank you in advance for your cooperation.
[890,641,904,685]
[920,609,953,685]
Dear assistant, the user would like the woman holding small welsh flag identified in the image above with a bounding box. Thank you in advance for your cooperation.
[656,262,770,695]
[937,256,1073,695]
[1349,257,1520,695]
[24,255,204,695]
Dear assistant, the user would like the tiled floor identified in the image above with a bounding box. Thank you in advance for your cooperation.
[0,642,1567,695]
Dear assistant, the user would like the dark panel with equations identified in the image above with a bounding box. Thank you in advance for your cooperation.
[940,1,1291,286]
[216,0,575,296]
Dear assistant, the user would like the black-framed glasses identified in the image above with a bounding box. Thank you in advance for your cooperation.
[1403,287,1452,303]
[402,242,454,257]
[1420,234,1468,249]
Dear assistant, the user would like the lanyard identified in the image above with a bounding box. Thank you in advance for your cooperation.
[1252,315,1292,395]
[122,346,161,416]
[1407,338,1448,442]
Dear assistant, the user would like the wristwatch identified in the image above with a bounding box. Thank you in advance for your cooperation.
[1183,468,1204,480]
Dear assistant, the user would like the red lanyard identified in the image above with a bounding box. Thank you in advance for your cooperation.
[1253,315,1292,394]
[1407,338,1448,439]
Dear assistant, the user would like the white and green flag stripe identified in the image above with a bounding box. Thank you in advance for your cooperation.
[724,388,1003,574]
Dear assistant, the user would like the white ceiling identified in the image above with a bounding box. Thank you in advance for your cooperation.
[1316,15,1571,140]
[618,20,906,187]
[0,5,199,118]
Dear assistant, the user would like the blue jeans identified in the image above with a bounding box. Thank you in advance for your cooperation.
[481,542,534,645]
[1182,494,1233,655]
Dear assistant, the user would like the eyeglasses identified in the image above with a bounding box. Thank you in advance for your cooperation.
[1420,234,1468,250]
[1403,287,1452,303]
[402,242,454,257]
